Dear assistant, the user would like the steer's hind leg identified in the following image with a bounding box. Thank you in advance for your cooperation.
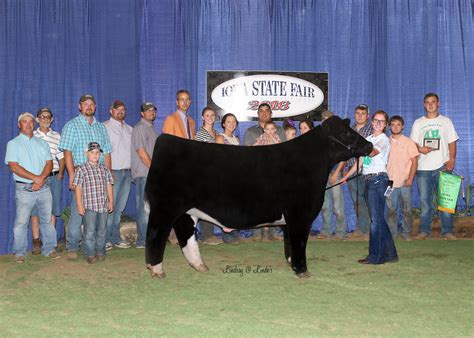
[174,214,208,273]
[282,226,291,264]
[146,211,172,279]
[287,221,312,278]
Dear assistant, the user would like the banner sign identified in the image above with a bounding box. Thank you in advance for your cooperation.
[207,71,328,121]
[437,171,462,214]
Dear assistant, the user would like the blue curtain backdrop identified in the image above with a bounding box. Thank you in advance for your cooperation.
[1,0,473,254]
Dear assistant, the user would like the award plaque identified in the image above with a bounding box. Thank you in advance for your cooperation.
[423,138,440,150]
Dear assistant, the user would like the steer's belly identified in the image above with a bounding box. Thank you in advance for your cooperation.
[185,208,286,229]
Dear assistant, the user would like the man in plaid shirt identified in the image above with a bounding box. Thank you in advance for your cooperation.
[59,94,112,260]
[345,104,373,240]
[73,142,114,264]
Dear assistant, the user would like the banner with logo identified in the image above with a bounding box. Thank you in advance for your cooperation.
[207,71,328,121]
[437,171,462,214]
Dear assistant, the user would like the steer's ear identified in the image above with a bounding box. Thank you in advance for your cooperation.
[343,118,351,126]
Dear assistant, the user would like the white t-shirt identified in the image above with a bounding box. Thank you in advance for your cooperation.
[363,133,390,175]
[410,114,458,171]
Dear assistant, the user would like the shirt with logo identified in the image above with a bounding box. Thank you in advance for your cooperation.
[410,114,458,171]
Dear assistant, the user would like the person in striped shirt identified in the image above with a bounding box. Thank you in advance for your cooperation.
[30,108,65,254]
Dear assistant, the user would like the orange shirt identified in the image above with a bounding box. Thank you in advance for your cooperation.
[387,135,419,188]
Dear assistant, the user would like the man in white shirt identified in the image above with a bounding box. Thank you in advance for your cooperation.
[410,93,459,240]
[104,100,133,249]
[31,108,65,254]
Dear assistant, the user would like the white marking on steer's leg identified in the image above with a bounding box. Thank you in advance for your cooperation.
[287,257,291,264]
[144,200,150,214]
[147,263,165,278]
[182,235,208,272]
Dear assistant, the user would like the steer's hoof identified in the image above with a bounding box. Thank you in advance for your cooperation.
[191,263,209,272]
[147,263,166,279]
[296,271,311,278]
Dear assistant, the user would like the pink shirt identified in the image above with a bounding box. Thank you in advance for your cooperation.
[387,135,419,188]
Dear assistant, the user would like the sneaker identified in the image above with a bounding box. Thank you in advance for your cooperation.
[67,251,78,260]
[332,234,347,241]
[347,230,362,239]
[316,233,327,240]
[442,233,457,241]
[416,232,428,240]
[15,255,25,263]
[115,241,131,249]
[86,256,97,264]
[136,244,145,249]
[32,238,41,255]
[48,251,61,260]
[400,234,413,242]
[96,255,106,261]
[105,242,114,251]
[202,236,223,245]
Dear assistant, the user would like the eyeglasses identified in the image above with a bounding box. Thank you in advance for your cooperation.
[38,115,52,120]
[372,119,386,124]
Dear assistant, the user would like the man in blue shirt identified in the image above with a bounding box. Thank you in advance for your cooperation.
[5,112,60,262]
[59,94,112,260]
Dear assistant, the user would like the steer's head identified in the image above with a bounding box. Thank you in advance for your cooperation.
[321,116,373,164]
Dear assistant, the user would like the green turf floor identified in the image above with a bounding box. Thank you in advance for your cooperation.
[1,240,473,336]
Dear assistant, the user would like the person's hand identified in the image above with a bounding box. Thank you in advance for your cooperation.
[108,201,114,213]
[418,146,433,155]
[445,159,455,172]
[77,205,86,216]
[32,175,44,185]
[404,178,414,187]
[31,182,42,191]
[56,173,64,181]
[328,173,338,185]
[69,176,75,191]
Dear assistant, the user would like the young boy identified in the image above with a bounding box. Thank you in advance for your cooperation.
[254,122,281,145]
[73,142,114,264]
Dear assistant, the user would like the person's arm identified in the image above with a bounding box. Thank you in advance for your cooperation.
[445,141,456,171]
[7,162,45,186]
[341,158,363,182]
[215,135,225,144]
[404,156,418,187]
[329,161,345,185]
[57,158,65,180]
[33,160,53,190]
[107,183,114,213]
[75,186,85,216]
[416,144,433,155]
[104,153,112,170]
[136,148,152,168]
[64,150,76,190]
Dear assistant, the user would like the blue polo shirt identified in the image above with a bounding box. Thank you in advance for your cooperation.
[59,114,112,166]
[5,133,53,183]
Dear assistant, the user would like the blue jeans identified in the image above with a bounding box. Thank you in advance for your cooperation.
[416,168,453,235]
[321,176,347,237]
[135,177,149,247]
[347,175,371,234]
[13,181,57,257]
[50,173,63,216]
[106,169,132,244]
[67,192,83,252]
[385,186,413,237]
[365,173,398,264]
[82,210,107,257]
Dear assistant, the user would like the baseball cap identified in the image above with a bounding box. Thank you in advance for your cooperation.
[355,104,369,111]
[141,102,157,112]
[37,107,53,117]
[79,94,96,104]
[18,112,35,123]
[110,100,125,110]
[87,142,103,153]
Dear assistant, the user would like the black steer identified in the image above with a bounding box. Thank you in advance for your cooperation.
[145,116,372,278]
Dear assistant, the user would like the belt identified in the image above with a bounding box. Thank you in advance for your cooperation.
[49,171,59,176]
[15,180,31,184]
[113,168,131,172]
[364,172,387,180]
